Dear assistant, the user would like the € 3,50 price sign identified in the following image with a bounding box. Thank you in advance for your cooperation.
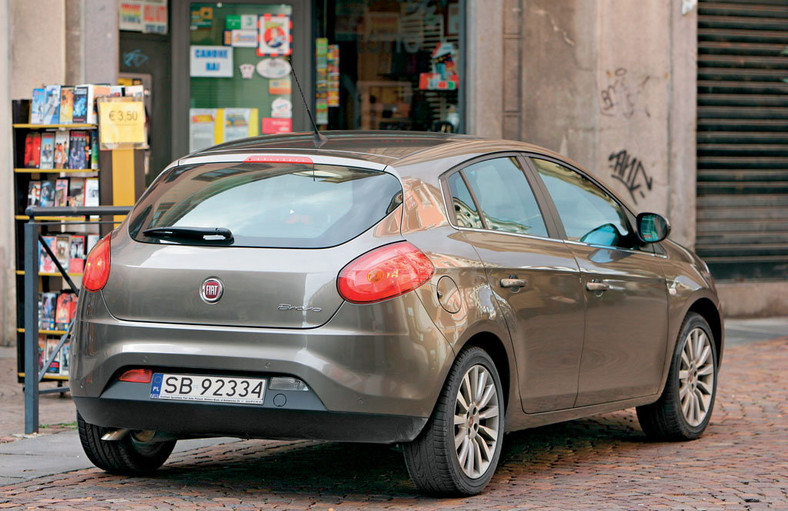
[98,98,146,149]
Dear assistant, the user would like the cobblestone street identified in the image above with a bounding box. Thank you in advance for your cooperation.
[1,337,785,510]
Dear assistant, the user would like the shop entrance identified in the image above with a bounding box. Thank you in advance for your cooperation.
[171,0,312,157]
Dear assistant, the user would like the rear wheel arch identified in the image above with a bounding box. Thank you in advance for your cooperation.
[455,332,511,414]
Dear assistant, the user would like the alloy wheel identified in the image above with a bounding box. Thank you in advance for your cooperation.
[679,327,715,427]
[454,364,500,479]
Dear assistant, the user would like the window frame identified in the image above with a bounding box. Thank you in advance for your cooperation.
[439,152,563,240]
[521,153,658,254]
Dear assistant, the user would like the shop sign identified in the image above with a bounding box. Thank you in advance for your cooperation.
[258,14,292,57]
[230,30,258,48]
[98,98,146,149]
[262,118,292,134]
[256,58,291,79]
[271,98,292,119]
[190,46,234,78]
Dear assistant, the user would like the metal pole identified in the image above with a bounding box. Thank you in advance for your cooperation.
[24,220,40,434]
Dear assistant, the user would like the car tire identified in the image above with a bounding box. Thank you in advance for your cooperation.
[637,312,718,441]
[403,346,504,496]
[77,412,176,475]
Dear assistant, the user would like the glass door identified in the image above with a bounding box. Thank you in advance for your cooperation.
[172,0,311,157]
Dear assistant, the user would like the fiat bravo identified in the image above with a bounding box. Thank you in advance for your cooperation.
[71,132,722,496]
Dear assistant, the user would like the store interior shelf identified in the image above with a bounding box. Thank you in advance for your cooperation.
[17,372,70,382]
[14,168,97,174]
[16,270,84,277]
[13,123,97,129]
[17,328,69,335]
[15,215,96,221]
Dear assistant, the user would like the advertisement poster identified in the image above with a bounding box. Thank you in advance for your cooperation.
[190,5,213,29]
[221,108,259,143]
[257,14,292,57]
[119,3,143,31]
[327,44,340,107]
[189,108,217,153]
[190,46,234,78]
[121,1,166,33]
[143,0,167,34]
[262,117,292,134]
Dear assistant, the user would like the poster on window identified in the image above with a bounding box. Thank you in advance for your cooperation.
[257,14,292,57]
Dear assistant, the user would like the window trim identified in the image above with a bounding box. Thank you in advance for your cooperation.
[440,152,561,240]
[521,153,662,255]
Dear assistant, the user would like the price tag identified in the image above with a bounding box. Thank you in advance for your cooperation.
[98,99,146,148]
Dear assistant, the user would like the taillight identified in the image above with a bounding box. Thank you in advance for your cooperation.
[338,242,434,304]
[83,234,111,292]
[118,368,153,383]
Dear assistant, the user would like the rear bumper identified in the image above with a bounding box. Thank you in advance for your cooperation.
[74,396,427,443]
[70,291,453,443]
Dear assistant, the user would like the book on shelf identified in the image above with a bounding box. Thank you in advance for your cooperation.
[72,85,89,124]
[55,235,71,269]
[38,291,58,330]
[55,178,69,207]
[24,133,41,168]
[68,177,85,207]
[39,180,55,208]
[44,338,62,374]
[42,85,61,125]
[39,132,55,169]
[39,236,56,273]
[125,85,144,98]
[68,131,88,170]
[59,86,74,124]
[84,177,100,207]
[55,292,77,330]
[69,235,86,273]
[110,85,124,97]
[60,342,71,377]
[53,131,69,169]
[90,131,99,169]
[87,234,100,255]
[27,181,41,208]
[30,88,46,124]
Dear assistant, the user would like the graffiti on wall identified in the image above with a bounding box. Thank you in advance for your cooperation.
[609,149,653,204]
[600,68,650,119]
[123,49,150,69]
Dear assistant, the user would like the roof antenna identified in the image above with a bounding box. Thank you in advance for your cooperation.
[291,67,327,149]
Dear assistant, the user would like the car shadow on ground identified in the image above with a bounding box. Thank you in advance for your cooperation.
[119,411,647,499]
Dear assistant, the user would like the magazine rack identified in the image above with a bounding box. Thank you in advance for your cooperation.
[11,105,146,389]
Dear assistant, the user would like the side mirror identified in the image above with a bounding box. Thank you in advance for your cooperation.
[636,212,671,243]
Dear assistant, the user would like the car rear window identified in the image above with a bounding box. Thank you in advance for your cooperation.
[128,161,403,248]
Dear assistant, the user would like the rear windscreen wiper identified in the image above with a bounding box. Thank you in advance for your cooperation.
[143,226,234,244]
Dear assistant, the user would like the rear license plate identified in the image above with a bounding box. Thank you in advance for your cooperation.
[150,374,266,405]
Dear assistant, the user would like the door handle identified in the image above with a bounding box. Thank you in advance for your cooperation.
[500,278,527,289]
[586,281,610,292]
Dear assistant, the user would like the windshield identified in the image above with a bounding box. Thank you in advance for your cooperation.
[129,161,403,248]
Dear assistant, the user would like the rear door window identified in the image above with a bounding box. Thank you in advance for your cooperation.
[129,162,402,248]
[460,157,548,238]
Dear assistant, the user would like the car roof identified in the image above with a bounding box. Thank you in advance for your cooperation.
[190,130,575,170]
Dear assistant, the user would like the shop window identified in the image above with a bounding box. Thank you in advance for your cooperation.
[321,0,463,132]
[188,3,295,152]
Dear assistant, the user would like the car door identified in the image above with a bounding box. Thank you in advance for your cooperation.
[444,155,585,413]
[527,157,669,407]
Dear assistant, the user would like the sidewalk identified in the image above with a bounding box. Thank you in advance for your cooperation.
[0,317,785,487]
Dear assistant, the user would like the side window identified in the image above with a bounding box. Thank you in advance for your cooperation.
[447,172,483,229]
[462,157,548,237]
[532,158,630,248]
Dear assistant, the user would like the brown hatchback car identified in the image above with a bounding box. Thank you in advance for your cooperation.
[71,132,722,496]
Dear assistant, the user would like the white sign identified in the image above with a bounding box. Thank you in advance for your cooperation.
[190,46,234,78]
[231,30,258,48]
[271,98,292,119]
[256,58,291,79]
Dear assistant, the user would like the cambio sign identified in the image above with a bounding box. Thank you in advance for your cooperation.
[190,46,234,77]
